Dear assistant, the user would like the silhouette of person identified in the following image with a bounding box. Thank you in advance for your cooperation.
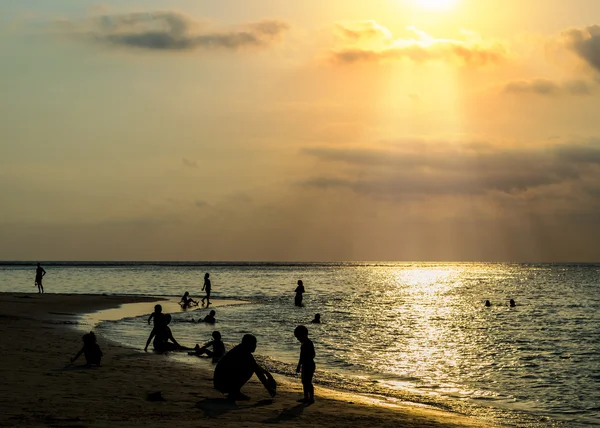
[485,300,491,307]
[71,331,103,367]
[189,331,226,363]
[153,314,190,353]
[294,280,305,307]
[200,310,216,324]
[144,304,166,352]
[310,313,321,324]
[180,291,198,309]
[509,299,516,307]
[294,325,315,404]
[34,263,46,294]
[201,273,212,307]
[213,334,276,401]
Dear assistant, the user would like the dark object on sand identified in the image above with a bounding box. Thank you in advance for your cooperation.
[146,391,166,401]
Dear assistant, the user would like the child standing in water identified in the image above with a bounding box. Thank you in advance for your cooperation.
[201,273,212,307]
[294,325,315,404]
[294,280,305,307]
[144,304,166,352]
[71,331,103,366]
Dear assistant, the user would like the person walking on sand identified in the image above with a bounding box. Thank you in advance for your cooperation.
[294,280,305,307]
[34,263,46,294]
[294,325,315,404]
[201,273,212,307]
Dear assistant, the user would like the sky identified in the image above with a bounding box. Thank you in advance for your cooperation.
[2,0,600,261]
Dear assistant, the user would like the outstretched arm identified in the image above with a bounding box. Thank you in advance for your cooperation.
[254,364,276,397]
[71,347,84,363]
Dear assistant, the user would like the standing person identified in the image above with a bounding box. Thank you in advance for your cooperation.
[294,325,315,404]
[294,280,305,307]
[34,263,46,294]
[201,273,212,307]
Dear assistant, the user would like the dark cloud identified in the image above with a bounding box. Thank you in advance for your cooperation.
[562,25,600,74]
[182,158,197,168]
[64,11,289,51]
[503,78,593,96]
[301,140,600,198]
[330,22,506,66]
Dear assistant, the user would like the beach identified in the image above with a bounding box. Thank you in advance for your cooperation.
[0,292,493,428]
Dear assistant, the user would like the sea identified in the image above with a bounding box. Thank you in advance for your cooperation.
[1,262,599,427]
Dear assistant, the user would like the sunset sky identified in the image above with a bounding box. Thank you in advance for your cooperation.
[2,0,600,261]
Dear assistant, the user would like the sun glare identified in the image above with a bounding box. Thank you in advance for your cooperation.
[414,0,457,11]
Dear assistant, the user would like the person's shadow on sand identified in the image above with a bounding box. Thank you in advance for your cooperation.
[262,403,306,424]
[195,398,274,418]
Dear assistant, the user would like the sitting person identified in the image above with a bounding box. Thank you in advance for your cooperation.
[71,331,103,367]
[189,331,226,363]
[153,314,191,353]
[310,313,321,324]
[180,291,198,308]
[200,310,216,324]
[213,334,276,401]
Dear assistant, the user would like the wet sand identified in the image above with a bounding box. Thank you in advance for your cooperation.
[0,293,494,428]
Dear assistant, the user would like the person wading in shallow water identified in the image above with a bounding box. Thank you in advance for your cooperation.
[294,280,305,307]
[34,263,46,294]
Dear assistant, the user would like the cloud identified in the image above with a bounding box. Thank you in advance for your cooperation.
[194,199,208,208]
[329,23,506,66]
[61,11,289,51]
[503,78,593,96]
[301,139,600,198]
[182,158,197,168]
[561,25,600,74]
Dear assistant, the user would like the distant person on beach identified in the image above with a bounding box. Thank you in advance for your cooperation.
[34,263,46,294]
[311,313,321,324]
[294,280,305,307]
[144,304,167,352]
[213,334,276,401]
[153,314,191,353]
[71,331,103,367]
[189,331,226,363]
[485,300,491,307]
[509,299,516,307]
[201,273,212,307]
[294,325,315,404]
[201,310,216,324]
[180,291,198,309]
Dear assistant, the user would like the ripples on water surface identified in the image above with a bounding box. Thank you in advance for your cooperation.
[1,262,599,427]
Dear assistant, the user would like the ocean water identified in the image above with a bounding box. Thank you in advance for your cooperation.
[1,262,599,427]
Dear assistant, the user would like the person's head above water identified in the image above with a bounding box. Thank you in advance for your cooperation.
[209,310,216,317]
[485,300,491,307]
[314,313,320,320]
[241,334,257,353]
[212,331,221,340]
[509,299,516,307]
[294,325,309,341]
[155,304,163,313]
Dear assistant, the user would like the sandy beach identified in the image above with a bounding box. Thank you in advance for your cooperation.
[0,293,494,428]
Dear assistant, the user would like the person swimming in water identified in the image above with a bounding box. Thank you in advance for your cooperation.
[213,334,276,401]
[189,331,226,363]
[200,310,216,324]
[294,280,305,307]
[485,300,491,307]
[310,313,321,324]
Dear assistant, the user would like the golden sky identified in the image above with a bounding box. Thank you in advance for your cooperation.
[2,0,600,261]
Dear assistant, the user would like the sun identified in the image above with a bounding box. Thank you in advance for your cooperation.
[415,0,458,11]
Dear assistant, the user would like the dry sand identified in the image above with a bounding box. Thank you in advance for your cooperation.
[0,293,495,428]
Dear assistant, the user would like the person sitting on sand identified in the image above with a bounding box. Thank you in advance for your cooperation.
[34,262,46,294]
[153,314,191,353]
[294,280,305,307]
[214,334,276,401]
[144,304,167,352]
[71,331,103,367]
[200,310,216,324]
[180,291,198,309]
[310,313,321,324]
[189,331,226,363]
[294,325,315,404]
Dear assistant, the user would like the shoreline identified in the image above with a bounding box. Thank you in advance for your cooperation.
[0,292,494,427]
